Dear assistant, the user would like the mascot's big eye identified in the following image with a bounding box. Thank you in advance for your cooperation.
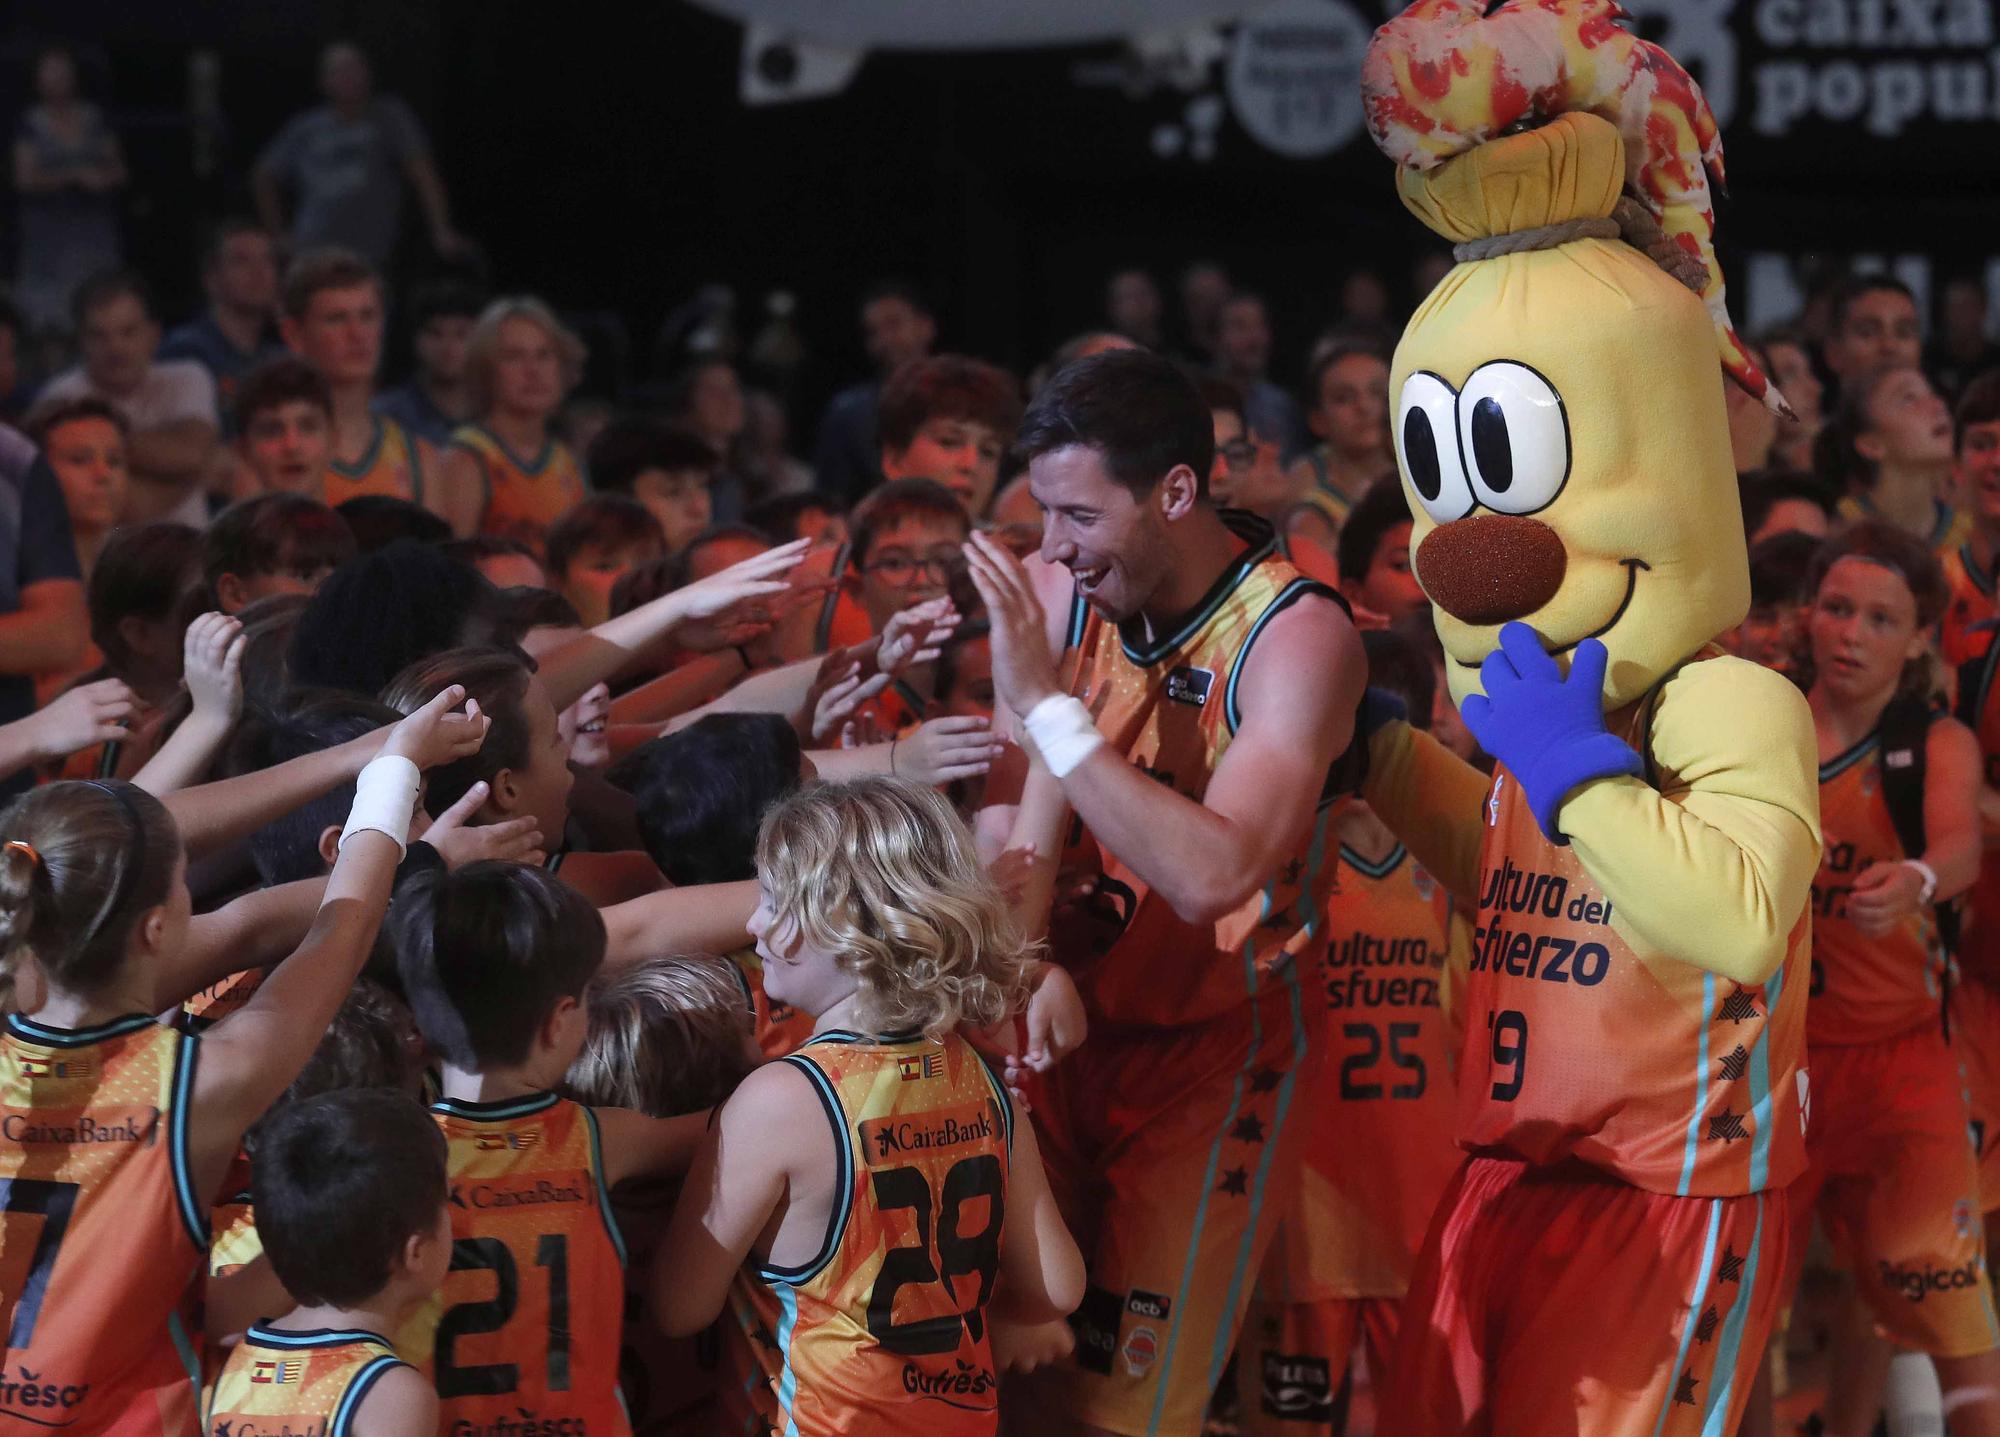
[1456,361,1570,515]
[1395,371,1473,524]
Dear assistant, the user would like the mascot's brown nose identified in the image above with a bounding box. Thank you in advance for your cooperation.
[1416,514,1569,625]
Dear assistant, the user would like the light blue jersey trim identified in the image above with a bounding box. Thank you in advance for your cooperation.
[331,1354,405,1437]
[774,1284,804,1437]
[1747,968,1782,1192]
[1650,1199,1722,1437]
[579,1104,629,1266]
[1678,974,1716,1197]
[1700,1195,1766,1434]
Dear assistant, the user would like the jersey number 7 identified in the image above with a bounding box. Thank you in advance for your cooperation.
[0,1177,79,1348]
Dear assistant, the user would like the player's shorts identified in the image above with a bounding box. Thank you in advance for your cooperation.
[1385,1153,1788,1437]
[1018,978,1319,1436]
[1791,1023,2000,1357]
[1951,977,2000,1213]
[1238,1294,1399,1437]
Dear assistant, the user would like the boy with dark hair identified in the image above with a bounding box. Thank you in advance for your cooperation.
[373,278,484,445]
[1738,468,1836,545]
[1823,273,1922,389]
[389,862,708,1429]
[833,478,973,725]
[207,1090,448,1437]
[624,713,816,1057]
[280,247,436,505]
[544,493,669,628]
[586,416,718,554]
[203,491,356,614]
[877,353,1022,516]
[233,355,333,499]
[1335,475,1428,627]
[1943,369,2000,665]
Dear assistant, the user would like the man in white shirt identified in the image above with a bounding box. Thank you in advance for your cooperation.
[36,270,219,526]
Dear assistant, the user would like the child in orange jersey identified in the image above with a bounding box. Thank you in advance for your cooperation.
[1941,372,2000,666]
[433,297,587,549]
[0,684,482,1435]
[1779,521,2000,1435]
[388,861,713,1435]
[654,776,1086,1437]
[564,955,765,1436]
[203,1090,449,1437]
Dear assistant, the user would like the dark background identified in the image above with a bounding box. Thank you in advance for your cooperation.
[7,0,1998,416]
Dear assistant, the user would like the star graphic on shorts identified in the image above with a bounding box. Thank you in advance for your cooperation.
[1717,992,1761,1023]
[1708,1110,1749,1144]
[1695,1305,1720,1344]
[1232,1115,1267,1144]
[1250,1068,1283,1094]
[1674,1372,1699,1407]
[1280,859,1305,886]
[1218,1167,1249,1197]
[1719,1045,1749,1082]
[1718,1246,1745,1284]
[1262,906,1292,930]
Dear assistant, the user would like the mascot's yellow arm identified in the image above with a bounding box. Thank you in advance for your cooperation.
[1369,655,1821,988]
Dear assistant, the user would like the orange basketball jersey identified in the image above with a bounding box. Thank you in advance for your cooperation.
[325,415,427,506]
[450,424,586,554]
[1459,739,1811,1197]
[733,1030,1013,1436]
[0,1012,206,1435]
[1940,544,1998,669]
[729,945,819,1059]
[204,1324,407,1437]
[1056,517,1342,1028]
[1810,729,1949,1046]
[1262,837,1464,1303]
[397,1092,630,1435]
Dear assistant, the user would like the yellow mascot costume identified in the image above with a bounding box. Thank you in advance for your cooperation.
[1355,2,1822,1432]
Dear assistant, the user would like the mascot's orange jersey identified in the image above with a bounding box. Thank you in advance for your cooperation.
[733,1030,1012,1436]
[1460,740,1811,1198]
[204,1325,406,1437]
[1057,516,1341,1028]
[398,1092,630,1436]
[325,416,427,506]
[449,424,586,554]
[1809,730,1949,1046]
[1262,838,1464,1302]
[0,1012,206,1435]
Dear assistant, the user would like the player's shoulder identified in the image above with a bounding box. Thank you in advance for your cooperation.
[1235,579,1359,688]
[350,1358,437,1437]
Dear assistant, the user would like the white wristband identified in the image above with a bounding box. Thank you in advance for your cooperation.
[1905,858,1939,906]
[1022,694,1104,780]
[339,755,421,856]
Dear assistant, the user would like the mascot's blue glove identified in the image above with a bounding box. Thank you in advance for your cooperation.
[1460,623,1641,843]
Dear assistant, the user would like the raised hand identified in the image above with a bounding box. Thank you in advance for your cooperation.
[807,656,890,745]
[24,678,136,762]
[892,715,1005,786]
[181,611,246,726]
[417,780,547,869]
[669,538,815,650]
[383,686,490,771]
[876,597,960,678]
[962,531,1061,718]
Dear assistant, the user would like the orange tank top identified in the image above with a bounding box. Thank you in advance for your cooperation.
[203,1324,407,1437]
[727,946,818,1059]
[733,1030,1012,1437]
[451,424,586,555]
[1461,715,1811,1197]
[1940,543,1998,669]
[0,1012,206,1435]
[1056,518,1343,1028]
[1262,834,1463,1301]
[325,415,426,506]
[397,1092,630,1436]
[1810,728,1948,1045]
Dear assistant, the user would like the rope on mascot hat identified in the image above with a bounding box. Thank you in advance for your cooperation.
[1450,198,1708,298]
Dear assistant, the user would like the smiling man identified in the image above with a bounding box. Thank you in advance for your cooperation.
[963,348,1364,1437]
